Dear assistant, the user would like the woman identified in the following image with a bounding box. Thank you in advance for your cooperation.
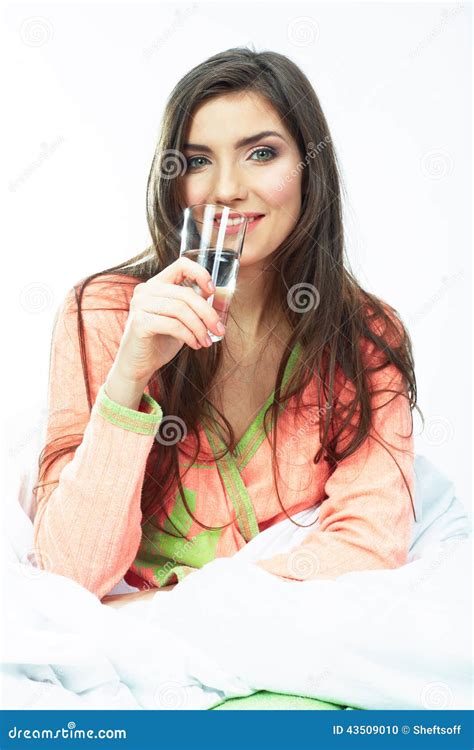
[33,47,421,603]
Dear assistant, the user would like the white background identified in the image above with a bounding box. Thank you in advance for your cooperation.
[1,1,472,515]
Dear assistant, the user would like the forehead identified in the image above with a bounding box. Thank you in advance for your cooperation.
[185,91,287,140]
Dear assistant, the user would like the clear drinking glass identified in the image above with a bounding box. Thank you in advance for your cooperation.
[179,203,248,342]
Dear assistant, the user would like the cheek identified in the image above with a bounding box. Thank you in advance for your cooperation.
[179,178,205,208]
[254,162,302,210]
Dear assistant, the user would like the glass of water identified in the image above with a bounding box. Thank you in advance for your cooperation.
[179,203,248,342]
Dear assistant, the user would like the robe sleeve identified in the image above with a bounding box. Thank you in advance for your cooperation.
[33,277,163,599]
[255,308,415,581]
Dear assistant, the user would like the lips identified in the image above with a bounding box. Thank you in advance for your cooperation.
[213,214,265,235]
[214,213,265,220]
[245,214,264,233]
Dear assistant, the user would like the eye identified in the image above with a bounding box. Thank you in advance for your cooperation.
[249,147,277,162]
[184,147,278,171]
[185,155,210,170]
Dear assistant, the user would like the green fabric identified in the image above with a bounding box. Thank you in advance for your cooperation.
[204,424,260,542]
[129,338,304,585]
[203,341,302,467]
[232,340,302,469]
[211,690,346,710]
[201,340,303,543]
[97,382,163,435]
[133,485,223,586]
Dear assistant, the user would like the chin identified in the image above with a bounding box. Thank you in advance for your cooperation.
[239,252,262,266]
[239,253,276,270]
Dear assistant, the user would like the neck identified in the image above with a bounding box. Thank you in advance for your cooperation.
[227,263,282,340]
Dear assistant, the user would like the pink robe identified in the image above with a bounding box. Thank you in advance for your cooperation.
[33,274,415,598]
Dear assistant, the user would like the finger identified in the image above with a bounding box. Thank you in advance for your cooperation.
[139,310,203,350]
[153,256,215,298]
[147,284,224,338]
[140,297,213,348]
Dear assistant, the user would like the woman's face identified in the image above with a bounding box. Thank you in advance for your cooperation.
[179,91,303,268]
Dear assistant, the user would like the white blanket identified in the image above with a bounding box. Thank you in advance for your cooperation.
[1,454,472,710]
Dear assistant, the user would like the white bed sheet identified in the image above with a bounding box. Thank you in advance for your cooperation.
[1,453,472,710]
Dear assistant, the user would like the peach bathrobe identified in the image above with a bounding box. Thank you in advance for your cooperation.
[33,275,415,599]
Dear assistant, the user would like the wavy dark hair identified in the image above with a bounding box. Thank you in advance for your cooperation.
[34,46,423,539]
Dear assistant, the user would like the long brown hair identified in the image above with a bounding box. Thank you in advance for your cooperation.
[34,46,423,538]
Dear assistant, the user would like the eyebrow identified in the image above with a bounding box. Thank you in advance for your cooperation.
[182,130,287,153]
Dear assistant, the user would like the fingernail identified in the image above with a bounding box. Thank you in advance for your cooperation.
[208,281,215,292]
[217,322,225,334]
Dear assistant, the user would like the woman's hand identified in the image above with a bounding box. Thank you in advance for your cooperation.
[101,584,176,609]
[112,256,225,384]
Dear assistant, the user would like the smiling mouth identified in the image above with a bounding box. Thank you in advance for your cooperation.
[213,215,264,227]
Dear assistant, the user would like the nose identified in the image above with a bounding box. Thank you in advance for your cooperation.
[210,163,247,206]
